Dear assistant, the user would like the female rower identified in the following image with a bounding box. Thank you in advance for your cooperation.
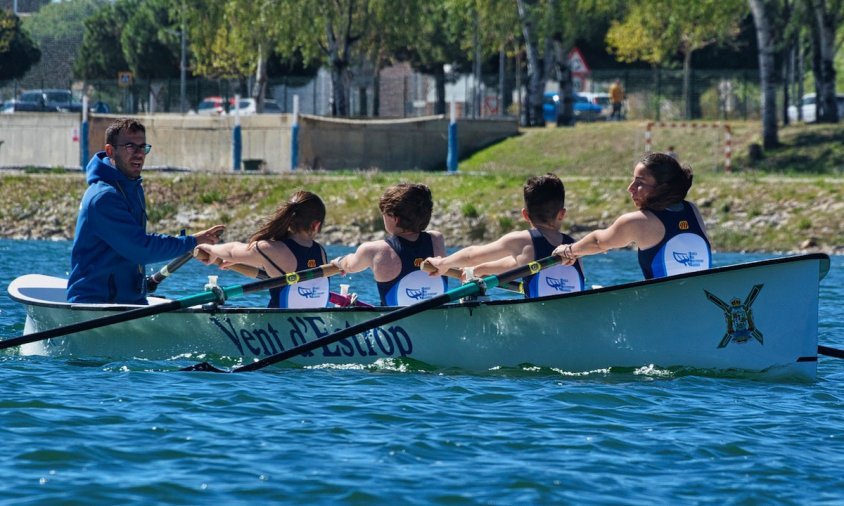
[195,190,330,308]
[553,152,711,279]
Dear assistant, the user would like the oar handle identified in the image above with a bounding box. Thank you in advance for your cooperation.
[420,260,523,294]
[146,251,194,292]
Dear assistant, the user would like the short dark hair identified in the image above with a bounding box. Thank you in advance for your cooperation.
[638,152,693,211]
[523,173,565,225]
[379,183,433,232]
[105,118,146,146]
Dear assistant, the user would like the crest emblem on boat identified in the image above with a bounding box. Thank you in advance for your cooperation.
[705,284,764,348]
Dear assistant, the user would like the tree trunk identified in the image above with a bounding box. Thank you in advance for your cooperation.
[252,44,267,113]
[434,66,446,115]
[810,0,839,123]
[682,50,693,119]
[516,0,545,127]
[749,0,779,149]
[325,19,348,117]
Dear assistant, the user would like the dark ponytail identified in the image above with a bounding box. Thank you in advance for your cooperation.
[250,190,326,242]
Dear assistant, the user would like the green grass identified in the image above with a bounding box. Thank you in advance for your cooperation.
[1,121,842,252]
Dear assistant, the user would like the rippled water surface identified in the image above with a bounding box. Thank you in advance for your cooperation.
[1,240,843,504]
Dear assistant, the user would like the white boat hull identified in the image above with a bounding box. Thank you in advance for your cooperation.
[7,254,830,379]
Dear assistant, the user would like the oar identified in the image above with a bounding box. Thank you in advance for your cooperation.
[0,264,341,352]
[146,251,194,293]
[818,345,844,359]
[181,254,562,373]
[420,261,524,294]
[147,228,224,293]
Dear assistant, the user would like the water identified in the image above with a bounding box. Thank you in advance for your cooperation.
[1,239,843,504]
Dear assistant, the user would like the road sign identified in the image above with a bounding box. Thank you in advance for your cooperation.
[118,72,133,88]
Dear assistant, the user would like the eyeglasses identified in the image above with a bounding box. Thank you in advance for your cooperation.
[119,142,152,155]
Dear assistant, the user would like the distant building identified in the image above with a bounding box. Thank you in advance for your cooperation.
[0,0,50,15]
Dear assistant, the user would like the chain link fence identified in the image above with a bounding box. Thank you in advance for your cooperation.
[2,66,770,122]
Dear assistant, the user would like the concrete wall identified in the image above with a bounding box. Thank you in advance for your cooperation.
[0,113,517,172]
[0,113,81,168]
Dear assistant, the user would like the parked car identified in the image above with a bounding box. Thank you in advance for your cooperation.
[197,96,283,115]
[12,89,82,113]
[196,96,227,115]
[228,98,283,115]
[579,91,612,119]
[787,93,844,123]
[543,92,603,124]
[2,99,18,114]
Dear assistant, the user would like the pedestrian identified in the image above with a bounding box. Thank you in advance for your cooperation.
[67,117,225,304]
[609,78,624,120]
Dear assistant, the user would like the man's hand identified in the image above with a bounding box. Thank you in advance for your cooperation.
[194,225,226,245]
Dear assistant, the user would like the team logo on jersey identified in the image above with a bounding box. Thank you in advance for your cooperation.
[705,284,764,348]
[307,259,317,268]
[546,276,575,293]
[405,286,433,300]
[679,220,689,230]
[673,251,704,268]
[297,286,325,299]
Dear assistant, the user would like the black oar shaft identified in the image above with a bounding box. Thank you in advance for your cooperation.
[818,345,844,359]
[147,251,194,291]
[190,255,561,373]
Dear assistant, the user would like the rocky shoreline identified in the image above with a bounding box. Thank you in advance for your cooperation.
[1,172,842,256]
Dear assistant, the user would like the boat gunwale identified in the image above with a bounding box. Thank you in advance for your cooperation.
[8,253,831,315]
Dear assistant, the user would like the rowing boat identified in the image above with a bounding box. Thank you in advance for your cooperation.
[6,254,830,378]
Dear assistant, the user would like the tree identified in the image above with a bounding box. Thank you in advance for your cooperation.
[275,0,381,117]
[749,0,779,148]
[22,0,105,85]
[0,10,41,82]
[121,0,182,79]
[607,0,747,119]
[74,1,134,80]
[808,0,841,122]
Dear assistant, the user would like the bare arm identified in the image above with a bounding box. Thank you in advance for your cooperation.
[425,231,530,276]
[331,241,379,274]
[553,211,653,264]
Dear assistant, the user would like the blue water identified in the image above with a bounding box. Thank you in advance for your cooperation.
[1,239,843,504]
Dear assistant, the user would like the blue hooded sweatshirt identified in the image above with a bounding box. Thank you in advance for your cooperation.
[67,152,196,304]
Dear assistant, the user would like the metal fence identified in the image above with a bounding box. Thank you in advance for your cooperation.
[2,66,772,122]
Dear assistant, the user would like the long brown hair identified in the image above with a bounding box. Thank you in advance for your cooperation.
[249,190,326,242]
[638,152,693,211]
